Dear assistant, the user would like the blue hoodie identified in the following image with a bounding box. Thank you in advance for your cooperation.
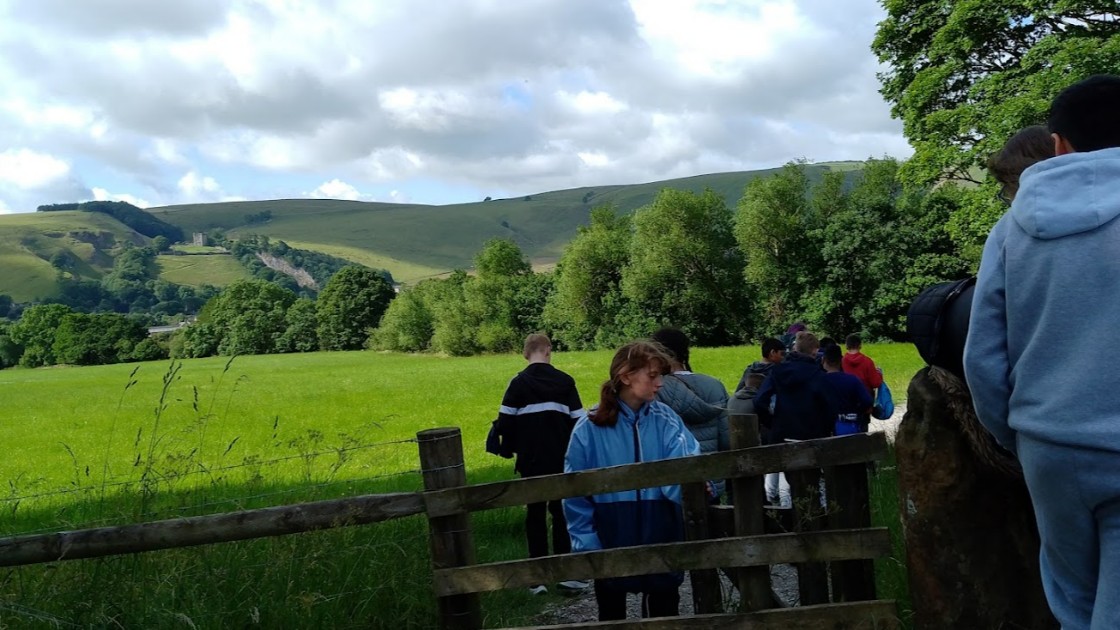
[964,147,1120,454]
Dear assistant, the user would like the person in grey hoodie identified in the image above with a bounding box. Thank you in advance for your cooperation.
[651,328,730,501]
[964,74,1120,630]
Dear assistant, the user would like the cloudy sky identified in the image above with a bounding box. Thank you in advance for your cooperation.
[0,0,910,214]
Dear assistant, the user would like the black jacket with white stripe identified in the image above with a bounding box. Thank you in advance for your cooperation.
[495,362,583,477]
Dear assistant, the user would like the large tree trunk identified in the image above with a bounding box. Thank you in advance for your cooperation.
[897,366,1057,629]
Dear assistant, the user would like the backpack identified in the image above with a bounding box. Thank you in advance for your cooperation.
[906,277,976,380]
[872,375,894,420]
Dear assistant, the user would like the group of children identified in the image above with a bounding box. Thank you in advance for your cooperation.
[488,328,882,620]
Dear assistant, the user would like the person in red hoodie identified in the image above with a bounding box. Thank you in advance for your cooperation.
[841,333,882,398]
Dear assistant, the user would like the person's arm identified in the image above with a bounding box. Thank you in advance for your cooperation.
[562,423,602,552]
[495,381,520,457]
[856,378,873,414]
[564,378,585,431]
[753,375,776,426]
[867,362,883,389]
[964,224,1017,454]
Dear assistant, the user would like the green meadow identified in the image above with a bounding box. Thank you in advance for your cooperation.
[155,253,252,287]
[0,344,921,627]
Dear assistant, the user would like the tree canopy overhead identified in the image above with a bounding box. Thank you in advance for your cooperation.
[872,0,1120,187]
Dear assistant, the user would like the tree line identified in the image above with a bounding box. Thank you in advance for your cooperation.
[374,158,971,355]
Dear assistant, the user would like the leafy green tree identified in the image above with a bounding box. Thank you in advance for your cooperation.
[873,1,1120,261]
[131,337,169,362]
[0,294,12,319]
[316,266,396,351]
[474,238,532,277]
[171,322,221,358]
[806,160,905,336]
[0,321,22,368]
[622,188,752,345]
[277,297,320,353]
[152,236,171,252]
[191,280,297,356]
[735,163,821,333]
[372,281,436,352]
[53,313,147,365]
[543,207,634,350]
[873,0,1119,187]
[10,304,72,367]
[464,239,536,353]
[429,271,478,356]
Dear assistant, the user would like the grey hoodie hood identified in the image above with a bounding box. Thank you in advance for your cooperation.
[1012,147,1120,240]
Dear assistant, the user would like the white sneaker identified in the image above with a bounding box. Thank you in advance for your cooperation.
[557,579,590,591]
[529,584,548,595]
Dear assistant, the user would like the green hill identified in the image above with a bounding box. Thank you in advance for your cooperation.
[0,163,862,300]
[0,211,149,301]
[152,163,858,283]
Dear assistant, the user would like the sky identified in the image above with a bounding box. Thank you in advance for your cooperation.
[0,0,911,214]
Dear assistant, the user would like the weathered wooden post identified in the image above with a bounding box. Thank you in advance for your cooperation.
[682,481,722,613]
[897,367,1057,629]
[827,459,876,602]
[418,427,482,630]
[787,466,829,605]
[728,412,772,610]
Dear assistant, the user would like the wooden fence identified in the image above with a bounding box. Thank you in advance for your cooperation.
[0,414,896,629]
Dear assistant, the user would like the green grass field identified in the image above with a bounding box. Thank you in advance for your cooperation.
[155,253,252,287]
[0,343,920,627]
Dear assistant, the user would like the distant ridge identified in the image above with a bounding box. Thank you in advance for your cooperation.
[148,162,861,283]
[0,162,862,299]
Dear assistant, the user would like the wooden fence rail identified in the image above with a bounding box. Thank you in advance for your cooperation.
[432,528,892,597]
[422,431,887,517]
[0,414,896,630]
[0,492,424,567]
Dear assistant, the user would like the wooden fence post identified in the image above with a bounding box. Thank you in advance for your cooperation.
[728,413,772,611]
[682,481,722,613]
[828,462,876,601]
[418,427,482,630]
[787,467,830,605]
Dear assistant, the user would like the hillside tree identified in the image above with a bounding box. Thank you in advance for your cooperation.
[623,188,752,346]
[10,304,73,367]
[198,280,297,356]
[735,163,822,333]
[873,0,1120,259]
[543,207,635,350]
[317,266,396,351]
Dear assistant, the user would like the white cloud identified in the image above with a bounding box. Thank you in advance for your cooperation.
[0,199,10,214]
[0,149,70,188]
[559,90,628,115]
[0,0,909,212]
[307,179,367,201]
[578,151,611,168]
[92,186,151,208]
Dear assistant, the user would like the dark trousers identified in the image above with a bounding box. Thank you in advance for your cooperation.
[594,582,680,621]
[526,499,570,558]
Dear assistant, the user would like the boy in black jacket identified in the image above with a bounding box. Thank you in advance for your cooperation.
[493,334,588,593]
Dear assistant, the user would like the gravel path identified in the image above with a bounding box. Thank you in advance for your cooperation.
[536,403,907,624]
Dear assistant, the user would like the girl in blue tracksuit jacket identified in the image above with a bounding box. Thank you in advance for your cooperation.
[563,340,700,621]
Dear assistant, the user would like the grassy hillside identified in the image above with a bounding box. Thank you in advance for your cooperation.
[0,163,863,298]
[155,253,252,287]
[0,211,148,301]
[153,163,859,283]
